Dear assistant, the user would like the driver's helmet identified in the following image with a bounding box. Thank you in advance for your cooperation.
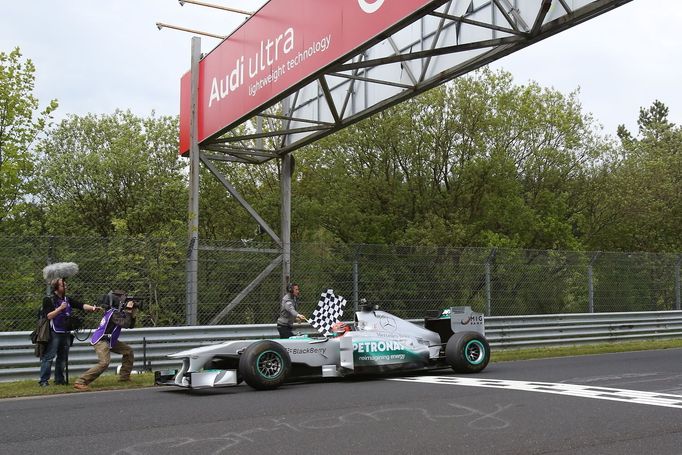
[331,321,351,336]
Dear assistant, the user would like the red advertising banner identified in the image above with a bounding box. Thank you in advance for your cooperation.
[179,0,438,154]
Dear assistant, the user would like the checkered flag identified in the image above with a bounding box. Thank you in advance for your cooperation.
[309,289,347,336]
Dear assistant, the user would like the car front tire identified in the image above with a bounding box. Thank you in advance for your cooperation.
[239,340,291,390]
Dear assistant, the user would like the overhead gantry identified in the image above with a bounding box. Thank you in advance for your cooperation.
[180,0,632,324]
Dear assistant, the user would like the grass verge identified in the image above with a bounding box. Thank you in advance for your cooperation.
[2,338,681,399]
[491,338,682,362]
[0,373,155,399]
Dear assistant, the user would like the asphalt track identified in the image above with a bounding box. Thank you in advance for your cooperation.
[2,349,681,455]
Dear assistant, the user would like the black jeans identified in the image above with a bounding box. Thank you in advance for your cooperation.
[277,325,294,339]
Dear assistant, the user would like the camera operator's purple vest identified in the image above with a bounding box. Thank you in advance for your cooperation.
[91,309,122,347]
[51,296,71,333]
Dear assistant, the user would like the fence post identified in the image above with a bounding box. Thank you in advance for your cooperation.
[485,248,496,317]
[675,255,682,310]
[588,252,600,313]
[185,36,201,327]
[352,247,359,312]
[45,236,55,297]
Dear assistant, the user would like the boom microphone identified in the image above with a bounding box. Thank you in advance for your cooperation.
[43,262,79,281]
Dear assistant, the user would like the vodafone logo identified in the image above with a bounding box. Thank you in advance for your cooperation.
[358,0,385,14]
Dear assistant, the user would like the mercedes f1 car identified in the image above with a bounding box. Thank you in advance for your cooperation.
[155,296,490,391]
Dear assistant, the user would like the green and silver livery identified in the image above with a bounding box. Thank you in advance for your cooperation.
[155,304,490,391]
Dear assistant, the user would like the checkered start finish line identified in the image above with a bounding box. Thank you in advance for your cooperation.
[309,289,347,336]
[390,376,682,409]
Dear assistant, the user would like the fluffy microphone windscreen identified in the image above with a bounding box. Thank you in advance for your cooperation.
[42,262,79,281]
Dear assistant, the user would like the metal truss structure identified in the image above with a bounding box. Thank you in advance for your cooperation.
[188,0,632,324]
[199,0,631,164]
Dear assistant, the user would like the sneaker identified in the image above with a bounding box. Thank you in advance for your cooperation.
[73,382,89,391]
[39,382,49,388]
[55,381,67,386]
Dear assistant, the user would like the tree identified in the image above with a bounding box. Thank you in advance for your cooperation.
[0,47,57,226]
[35,110,186,237]
[197,159,282,241]
[587,100,682,252]
[293,68,607,250]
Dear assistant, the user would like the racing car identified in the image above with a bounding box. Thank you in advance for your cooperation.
[155,292,490,391]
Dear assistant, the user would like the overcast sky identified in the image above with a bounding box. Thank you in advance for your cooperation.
[1,0,680,137]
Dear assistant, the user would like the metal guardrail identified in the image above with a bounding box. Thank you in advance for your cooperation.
[485,311,682,347]
[2,311,682,383]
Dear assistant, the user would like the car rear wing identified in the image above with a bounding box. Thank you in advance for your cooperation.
[448,306,485,336]
[425,306,485,343]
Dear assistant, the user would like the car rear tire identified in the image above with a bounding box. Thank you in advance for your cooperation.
[446,332,490,373]
[239,340,291,390]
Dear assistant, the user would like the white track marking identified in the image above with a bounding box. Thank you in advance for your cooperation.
[390,376,682,409]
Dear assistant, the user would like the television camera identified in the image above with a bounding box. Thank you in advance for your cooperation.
[99,291,145,312]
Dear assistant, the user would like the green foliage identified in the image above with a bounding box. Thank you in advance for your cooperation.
[294,68,603,250]
[3,56,678,255]
[34,111,186,237]
[0,48,57,226]
[587,100,682,252]
[1,49,681,327]
[197,159,281,241]
[0,236,48,330]
[593,252,678,312]
[0,235,187,330]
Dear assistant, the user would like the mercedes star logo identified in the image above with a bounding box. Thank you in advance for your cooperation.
[380,316,397,331]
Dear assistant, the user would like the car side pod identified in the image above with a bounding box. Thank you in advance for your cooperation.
[323,335,355,378]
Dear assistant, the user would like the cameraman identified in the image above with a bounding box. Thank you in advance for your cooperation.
[73,290,137,391]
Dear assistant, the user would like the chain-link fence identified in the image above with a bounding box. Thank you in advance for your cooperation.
[0,236,186,332]
[1,236,680,331]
